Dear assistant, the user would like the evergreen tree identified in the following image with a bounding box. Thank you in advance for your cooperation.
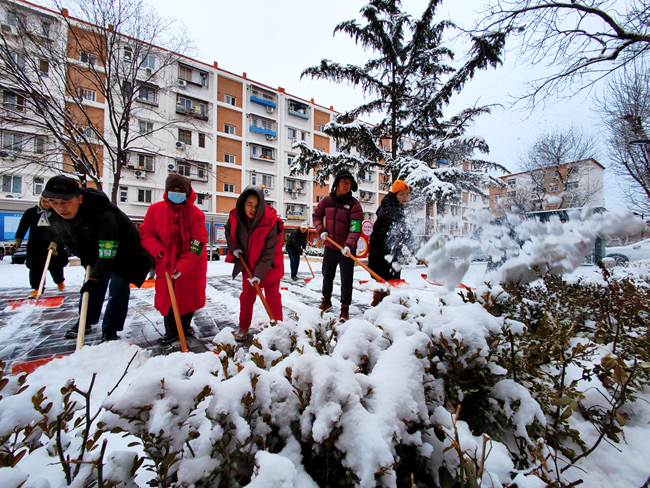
[291,0,508,211]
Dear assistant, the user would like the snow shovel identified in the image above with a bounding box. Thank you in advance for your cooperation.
[76,265,92,350]
[325,237,405,291]
[7,245,65,310]
[238,254,277,325]
[303,254,316,283]
[164,271,189,353]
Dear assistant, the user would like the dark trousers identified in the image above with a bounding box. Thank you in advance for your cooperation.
[288,252,300,277]
[80,273,130,333]
[29,265,64,290]
[322,246,355,306]
[164,307,194,336]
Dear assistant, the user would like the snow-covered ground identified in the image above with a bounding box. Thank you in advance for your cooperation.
[1,210,649,488]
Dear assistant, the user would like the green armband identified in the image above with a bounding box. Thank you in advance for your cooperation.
[98,240,119,259]
[349,220,361,232]
[190,239,204,256]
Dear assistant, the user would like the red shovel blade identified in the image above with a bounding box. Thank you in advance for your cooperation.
[11,354,68,375]
[7,296,66,310]
[387,279,409,288]
[130,279,156,289]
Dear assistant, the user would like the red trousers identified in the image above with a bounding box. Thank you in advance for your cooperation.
[239,278,283,329]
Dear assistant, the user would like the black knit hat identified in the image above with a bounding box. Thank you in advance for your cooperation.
[332,169,358,192]
[42,175,80,199]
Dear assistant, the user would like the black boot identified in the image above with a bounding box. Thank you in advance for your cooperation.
[64,322,92,339]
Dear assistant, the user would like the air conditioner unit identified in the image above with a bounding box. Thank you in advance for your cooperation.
[144,67,153,76]
[134,170,146,178]
[265,135,276,141]
[264,189,270,195]
[175,141,185,150]
[167,163,176,171]
[266,106,274,113]
[178,79,187,87]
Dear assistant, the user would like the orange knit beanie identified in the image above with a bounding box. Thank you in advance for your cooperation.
[391,180,409,193]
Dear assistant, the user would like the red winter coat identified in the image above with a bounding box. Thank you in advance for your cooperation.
[139,189,207,316]
[225,186,284,288]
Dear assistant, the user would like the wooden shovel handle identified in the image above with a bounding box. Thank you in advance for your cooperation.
[165,272,189,352]
[76,265,91,350]
[238,254,277,324]
[325,236,388,285]
[303,253,316,279]
[35,247,54,302]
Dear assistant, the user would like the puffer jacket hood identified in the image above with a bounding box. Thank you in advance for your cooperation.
[236,186,266,229]
[331,169,358,193]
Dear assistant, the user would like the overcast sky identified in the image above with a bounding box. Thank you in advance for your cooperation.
[69,0,622,207]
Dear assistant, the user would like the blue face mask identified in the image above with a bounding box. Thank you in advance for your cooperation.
[168,191,187,204]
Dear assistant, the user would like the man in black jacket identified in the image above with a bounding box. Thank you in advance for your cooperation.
[285,222,308,280]
[14,197,69,297]
[43,175,153,342]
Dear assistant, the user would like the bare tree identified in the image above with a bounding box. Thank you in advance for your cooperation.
[596,60,650,213]
[477,0,650,107]
[510,128,602,210]
[0,0,196,202]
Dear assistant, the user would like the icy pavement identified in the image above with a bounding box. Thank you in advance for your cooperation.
[0,258,389,370]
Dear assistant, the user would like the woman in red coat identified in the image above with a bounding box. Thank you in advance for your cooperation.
[139,174,207,343]
[225,185,284,341]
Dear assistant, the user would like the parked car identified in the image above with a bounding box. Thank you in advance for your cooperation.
[11,245,27,264]
[605,238,650,265]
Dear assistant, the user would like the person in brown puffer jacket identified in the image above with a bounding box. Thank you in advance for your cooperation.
[312,169,363,321]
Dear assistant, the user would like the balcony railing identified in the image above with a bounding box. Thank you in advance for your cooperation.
[250,125,277,137]
[288,107,309,120]
[286,213,306,220]
[250,95,277,108]
[176,105,209,121]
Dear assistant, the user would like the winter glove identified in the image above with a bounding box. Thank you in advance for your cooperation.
[320,232,328,240]
[341,246,351,257]
[233,249,243,258]
[171,270,181,279]
[80,278,99,295]
[11,238,22,251]
[48,241,58,256]
[248,277,261,286]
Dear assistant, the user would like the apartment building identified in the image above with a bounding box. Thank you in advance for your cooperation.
[489,158,605,215]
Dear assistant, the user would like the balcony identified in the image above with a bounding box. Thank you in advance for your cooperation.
[288,101,309,120]
[286,212,306,220]
[250,87,277,108]
[176,96,209,121]
[249,125,277,138]
[251,144,275,162]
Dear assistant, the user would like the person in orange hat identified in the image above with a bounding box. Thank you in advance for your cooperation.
[367,179,414,305]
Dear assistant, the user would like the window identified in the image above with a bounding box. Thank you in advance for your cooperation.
[137,188,152,203]
[224,124,235,134]
[358,170,374,182]
[2,175,21,193]
[137,154,154,171]
[179,64,209,87]
[196,193,207,206]
[225,94,236,105]
[140,54,155,69]
[122,81,133,98]
[3,90,24,111]
[7,12,23,28]
[177,162,191,176]
[382,144,387,151]
[2,132,23,151]
[316,195,324,202]
[123,46,132,61]
[223,183,235,193]
[250,173,274,188]
[566,181,578,190]
[35,59,48,76]
[470,194,477,203]
[224,153,235,164]
[288,128,297,140]
[79,51,97,66]
[137,85,157,104]
[196,163,207,180]
[198,133,205,148]
[10,52,25,69]
[119,186,128,203]
[317,124,326,132]
[507,178,517,186]
[251,145,274,160]
[78,88,96,102]
[138,120,153,134]
[34,136,45,154]
[178,129,192,145]
[287,154,295,165]
[177,96,191,113]
[550,184,559,192]
[199,72,208,87]
[34,177,44,195]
